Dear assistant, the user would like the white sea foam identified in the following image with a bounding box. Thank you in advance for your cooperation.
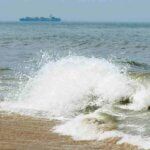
[1,55,150,149]
[54,114,150,149]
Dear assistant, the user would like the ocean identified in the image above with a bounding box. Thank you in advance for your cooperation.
[0,22,150,149]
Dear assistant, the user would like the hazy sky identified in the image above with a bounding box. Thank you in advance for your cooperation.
[0,0,150,22]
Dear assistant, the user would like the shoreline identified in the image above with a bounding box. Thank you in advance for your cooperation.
[0,113,139,150]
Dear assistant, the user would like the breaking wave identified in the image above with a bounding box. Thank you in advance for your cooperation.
[1,55,150,149]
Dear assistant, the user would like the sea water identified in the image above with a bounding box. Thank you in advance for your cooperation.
[1,22,150,149]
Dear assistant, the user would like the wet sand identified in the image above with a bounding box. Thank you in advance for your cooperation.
[0,113,140,150]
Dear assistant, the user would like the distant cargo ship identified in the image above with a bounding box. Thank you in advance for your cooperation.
[19,15,61,22]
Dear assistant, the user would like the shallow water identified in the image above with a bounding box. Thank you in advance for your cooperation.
[1,22,150,149]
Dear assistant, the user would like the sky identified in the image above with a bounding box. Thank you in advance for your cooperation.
[0,0,150,22]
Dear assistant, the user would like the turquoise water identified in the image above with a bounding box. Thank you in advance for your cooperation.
[1,22,150,149]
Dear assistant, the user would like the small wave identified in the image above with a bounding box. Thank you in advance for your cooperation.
[126,60,146,67]
[54,113,150,149]
[0,67,12,72]
[117,60,150,69]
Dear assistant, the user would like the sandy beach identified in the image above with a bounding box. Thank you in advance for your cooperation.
[0,113,140,150]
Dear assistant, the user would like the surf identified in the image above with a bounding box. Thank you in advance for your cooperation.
[1,55,150,149]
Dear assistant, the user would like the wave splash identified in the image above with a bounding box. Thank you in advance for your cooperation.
[1,55,150,149]
[0,56,135,114]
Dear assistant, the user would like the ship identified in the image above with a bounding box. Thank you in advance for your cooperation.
[19,15,61,22]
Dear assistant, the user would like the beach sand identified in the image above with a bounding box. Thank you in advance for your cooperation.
[0,113,140,150]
